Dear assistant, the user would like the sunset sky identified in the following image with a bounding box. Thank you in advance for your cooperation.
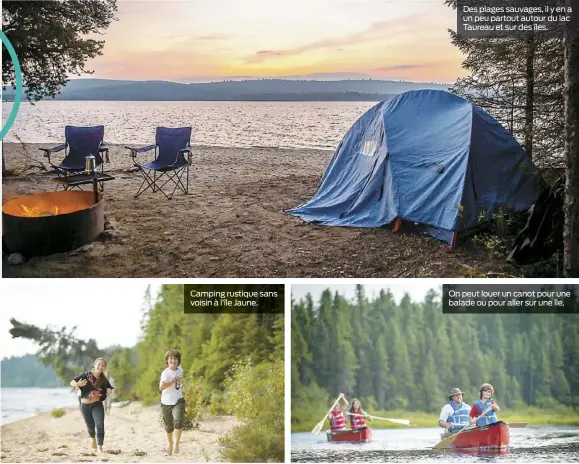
[87,0,467,83]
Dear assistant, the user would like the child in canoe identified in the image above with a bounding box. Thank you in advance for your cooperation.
[348,398,372,429]
[470,383,500,426]
[328,401,347,431]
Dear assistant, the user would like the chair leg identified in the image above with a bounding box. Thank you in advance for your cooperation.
[176,167,188,195]
[166,167,188,199]
[135,169,157,198]
[134,167,189,199]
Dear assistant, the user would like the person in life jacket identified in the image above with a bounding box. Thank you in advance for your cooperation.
[438,388,471,433]
[328,403,347,431]
[470,383,500,426]
[348,398,372,430]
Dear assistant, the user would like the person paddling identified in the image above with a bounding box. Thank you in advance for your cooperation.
[70,358,114,454]
[348,398,372,430]
[470,383,500,426]
[328,401,347,431]
[438,388,471,433]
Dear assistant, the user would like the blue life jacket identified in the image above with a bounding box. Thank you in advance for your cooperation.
[447,401,470,432]
[473,399,498,426]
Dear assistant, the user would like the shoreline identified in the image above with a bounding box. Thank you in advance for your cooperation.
[2,143,334,174]
[1,401,240,463]
[291,410,579,433]
[2,143,527,278]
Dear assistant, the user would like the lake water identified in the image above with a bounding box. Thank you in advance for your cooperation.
[2,100,376,149]
[1,387,78,425]
[291,427,579,462]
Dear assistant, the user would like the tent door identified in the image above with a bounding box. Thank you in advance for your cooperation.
[338,152,385,219]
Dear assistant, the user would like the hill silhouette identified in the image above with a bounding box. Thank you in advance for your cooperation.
[3,78,451,101]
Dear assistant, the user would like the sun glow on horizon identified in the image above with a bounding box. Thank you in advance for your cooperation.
[85,0,467,83]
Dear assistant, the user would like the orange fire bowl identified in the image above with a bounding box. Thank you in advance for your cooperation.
[3,190,105,257]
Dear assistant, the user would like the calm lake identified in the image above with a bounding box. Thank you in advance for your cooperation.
[2,100,376,149]
[1,387,78,425]
[291,427,579,462]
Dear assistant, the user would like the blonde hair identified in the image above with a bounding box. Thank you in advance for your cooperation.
[92,358,108,389]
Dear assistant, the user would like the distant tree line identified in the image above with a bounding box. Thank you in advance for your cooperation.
[1,354,62,387]
[292,285,579,422]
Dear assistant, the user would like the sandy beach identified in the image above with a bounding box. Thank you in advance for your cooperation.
[0,401,240,463]
[2,143,525,278]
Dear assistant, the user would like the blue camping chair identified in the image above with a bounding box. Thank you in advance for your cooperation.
[126,127,193,199]
[39,125,109,190]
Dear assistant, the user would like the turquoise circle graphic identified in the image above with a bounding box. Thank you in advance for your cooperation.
[0,30,22,140]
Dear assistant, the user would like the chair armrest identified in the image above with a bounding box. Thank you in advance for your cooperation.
[128,144,157,153]
[179,145,193,165]
[126,144,156,163]
[99,144,110,163]
[39,144,67,157]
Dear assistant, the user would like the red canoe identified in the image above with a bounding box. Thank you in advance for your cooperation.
[441,421,510,449]
[327,427,372,443]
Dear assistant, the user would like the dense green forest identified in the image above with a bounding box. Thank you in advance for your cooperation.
[292,286,579,427]
[9,285,284,462]
[1,354,62,387]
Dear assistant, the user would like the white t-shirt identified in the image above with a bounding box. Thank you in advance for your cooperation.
[439,403,471,422]
[160,367,184,406]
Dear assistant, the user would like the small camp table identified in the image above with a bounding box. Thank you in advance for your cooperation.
[54,173,116,204]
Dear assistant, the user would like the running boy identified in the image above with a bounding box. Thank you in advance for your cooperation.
[159,349,185,456]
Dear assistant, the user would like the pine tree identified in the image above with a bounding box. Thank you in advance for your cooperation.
[564,3,579,276]
[551,332,571,403]
[419,350,443,412]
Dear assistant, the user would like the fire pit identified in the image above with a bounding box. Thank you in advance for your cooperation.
[2,190,105,257]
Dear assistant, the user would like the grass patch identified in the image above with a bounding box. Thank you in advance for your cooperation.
[291,407,579,432]
[51,408,66,418]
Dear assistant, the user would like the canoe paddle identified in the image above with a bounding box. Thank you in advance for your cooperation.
[311,393,349,435]
[507,422,528,428]
[347,412,410,426]
[433,406,493,450]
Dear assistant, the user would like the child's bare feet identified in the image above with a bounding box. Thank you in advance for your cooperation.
[173,444,180,455]
[97,446,104,454]
[166,443,173,456]
[91,438,97,453]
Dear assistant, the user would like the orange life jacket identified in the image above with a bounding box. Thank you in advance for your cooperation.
[350,409,367,428]
[330,410,346,430]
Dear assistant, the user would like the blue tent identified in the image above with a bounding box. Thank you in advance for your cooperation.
[286,90,540,245]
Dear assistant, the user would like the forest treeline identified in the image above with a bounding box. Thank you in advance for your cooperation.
[9,285,284,462]
[1,78,448,101]
[291,286,579,425]
[1,354,62,387]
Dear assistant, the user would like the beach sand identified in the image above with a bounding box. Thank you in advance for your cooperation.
[2,143,523,278]
[0,401,240,463]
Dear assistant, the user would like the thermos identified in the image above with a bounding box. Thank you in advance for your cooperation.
[85,154,96,175]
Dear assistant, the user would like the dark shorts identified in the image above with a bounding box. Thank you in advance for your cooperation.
[160,398,185,433]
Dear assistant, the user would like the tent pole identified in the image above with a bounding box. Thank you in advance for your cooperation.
[450,231,457,250]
